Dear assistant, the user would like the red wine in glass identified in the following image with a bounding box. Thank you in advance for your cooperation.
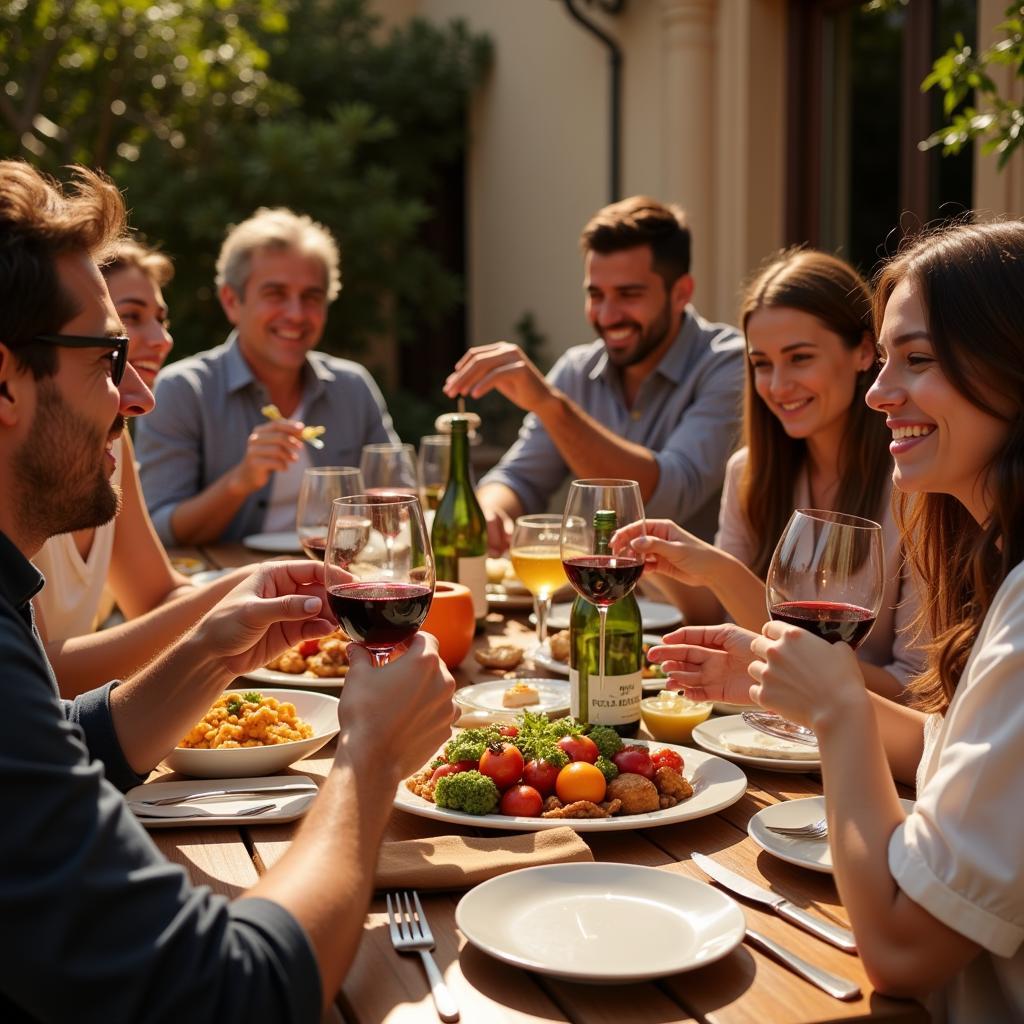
[562,555,644,607]
[300,534,328,561]
[327,581,433,657]
[770,601,876,647]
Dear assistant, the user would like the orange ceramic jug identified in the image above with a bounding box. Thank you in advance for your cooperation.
[421,581,475,669]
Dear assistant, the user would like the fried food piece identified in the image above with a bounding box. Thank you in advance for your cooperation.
[307,651,348,678]
[265,648,307,674]
[547,629,570,662]
[405,766,437,801]
[541,798,622,819]
[605,772,661,814]
[654,765,693,801]
[543,795,563,813]
[473,644,524,670]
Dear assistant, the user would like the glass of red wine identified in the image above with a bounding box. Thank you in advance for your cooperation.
[560,479,645,694]
[296,466,365,560]
[325,493,435,667]
[743,508,884,744]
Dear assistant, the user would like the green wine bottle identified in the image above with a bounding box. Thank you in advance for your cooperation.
[569,509,642,737]
[430,415,488,629]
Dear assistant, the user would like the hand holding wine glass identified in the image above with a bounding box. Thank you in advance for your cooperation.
[296,466,364,560]
[743,508,884,744]
[325,494,435,667]
[560,480,645,696]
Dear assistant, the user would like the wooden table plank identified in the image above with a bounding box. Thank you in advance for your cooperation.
[151,827,257,898]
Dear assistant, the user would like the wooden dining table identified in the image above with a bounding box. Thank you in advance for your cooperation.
[157,543,929,1024]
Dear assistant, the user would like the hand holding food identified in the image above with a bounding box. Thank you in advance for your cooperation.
[262,403,326,449]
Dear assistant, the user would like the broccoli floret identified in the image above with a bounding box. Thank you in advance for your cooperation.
[443,727,501,765]
[243,691,263,704]
[595,756,620,782]
[433,770,500,815]
[512,711,571,766]
[587,725,624,759]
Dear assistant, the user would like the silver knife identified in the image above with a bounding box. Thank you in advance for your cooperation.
[745,929,861,1001]
[134,784,318,806]
[692,852,857,952]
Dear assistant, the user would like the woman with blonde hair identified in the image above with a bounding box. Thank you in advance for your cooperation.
[657,221,1024,1019]
[618,248,919,696]
[33,239,250,696]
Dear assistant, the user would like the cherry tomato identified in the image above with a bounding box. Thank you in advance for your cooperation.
[556,734,600,764]
[498,724,519,738]
[522,758,560,796]
[500,784,543,817]
[555,761,606,803]
[649,748,684,774]
[479,742,525,790]
[297,638,321,658]
[612,747,655,780]
[429,759,476,785]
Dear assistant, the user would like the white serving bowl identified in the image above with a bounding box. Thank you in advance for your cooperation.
[163,688,340,779]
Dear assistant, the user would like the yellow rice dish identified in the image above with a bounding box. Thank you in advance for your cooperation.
[180,691,314,749]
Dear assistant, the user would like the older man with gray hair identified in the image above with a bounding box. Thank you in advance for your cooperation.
[137,207,397,545]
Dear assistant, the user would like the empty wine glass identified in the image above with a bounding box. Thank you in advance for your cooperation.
[560,480,645,696]
[510,514,567,649]
[743,508,885,744]
[359,442,418,565]
[417,434,450,524]
[296,466,364,560]
[325,493,435,667]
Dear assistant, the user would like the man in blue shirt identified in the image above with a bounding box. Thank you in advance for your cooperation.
[136,207,398,545]
[0,160,455,1022]
[445,196,744,547]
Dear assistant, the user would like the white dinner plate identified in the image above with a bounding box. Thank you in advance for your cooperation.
[529,634,666,680]
[242,531,303,553]
[241,665,345,692]
[456,862,745,982]
[125,775,319,829]
[544,598,683,632]
[692,715,822,773]
[395,741,747,832]
[748,796,916,873]
[454,677,569,715]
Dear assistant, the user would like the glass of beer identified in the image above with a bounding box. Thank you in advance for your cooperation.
[510,514,569,649]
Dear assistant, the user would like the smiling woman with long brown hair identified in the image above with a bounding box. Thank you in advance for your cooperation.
[617,248,920,697]
[656,221,1024,1019]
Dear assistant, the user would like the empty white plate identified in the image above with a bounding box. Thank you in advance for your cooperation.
[242,531,303,553]
[544,598,683,632]
[748,796,916,873]
[456,862,745,982]
[693,716,821,773]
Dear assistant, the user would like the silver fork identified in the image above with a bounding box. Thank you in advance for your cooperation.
[385,891,459,1022]
[766,817,829,840]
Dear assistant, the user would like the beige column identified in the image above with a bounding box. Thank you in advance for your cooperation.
[659,0,716,309]
[973,0,1024,218]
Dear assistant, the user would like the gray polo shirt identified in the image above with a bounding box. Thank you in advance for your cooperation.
[136,333,398,544]
[482,307,745,539]
[0,531,320,1023]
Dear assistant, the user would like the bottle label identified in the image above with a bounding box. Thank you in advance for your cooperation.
[569,669,642,726]
[457,554,488,618]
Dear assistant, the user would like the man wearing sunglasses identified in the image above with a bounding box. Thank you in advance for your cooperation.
[0,161,456,1023]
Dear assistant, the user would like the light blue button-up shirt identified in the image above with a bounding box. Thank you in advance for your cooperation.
[482,307,745,539]
[136,333,397,544]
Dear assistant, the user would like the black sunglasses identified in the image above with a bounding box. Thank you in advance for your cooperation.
[31,334,130,386]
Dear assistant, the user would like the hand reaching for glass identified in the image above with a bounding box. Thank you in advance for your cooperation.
[612,517,719,588]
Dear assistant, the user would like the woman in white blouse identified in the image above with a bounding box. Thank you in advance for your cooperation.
[33,241,250,696]
[617,249,919,697]
[656,221,1024,1020]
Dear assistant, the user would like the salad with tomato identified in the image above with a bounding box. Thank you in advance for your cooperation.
[404,712,693,819]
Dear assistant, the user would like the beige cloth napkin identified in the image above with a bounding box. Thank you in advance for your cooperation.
[374,826,593,891]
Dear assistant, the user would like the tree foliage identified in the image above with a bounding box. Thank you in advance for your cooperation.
[921,3,1024,168]
[1,0,492,440]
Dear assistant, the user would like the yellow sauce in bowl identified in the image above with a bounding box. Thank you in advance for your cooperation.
[640,691,713,743]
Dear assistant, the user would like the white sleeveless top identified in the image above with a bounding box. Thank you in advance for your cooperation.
[31,437,123,642]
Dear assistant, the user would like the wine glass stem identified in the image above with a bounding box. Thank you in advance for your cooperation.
[535,594,552,646]
[370,648,391,668]
[597,605,607,692]
[383,535,395,569]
